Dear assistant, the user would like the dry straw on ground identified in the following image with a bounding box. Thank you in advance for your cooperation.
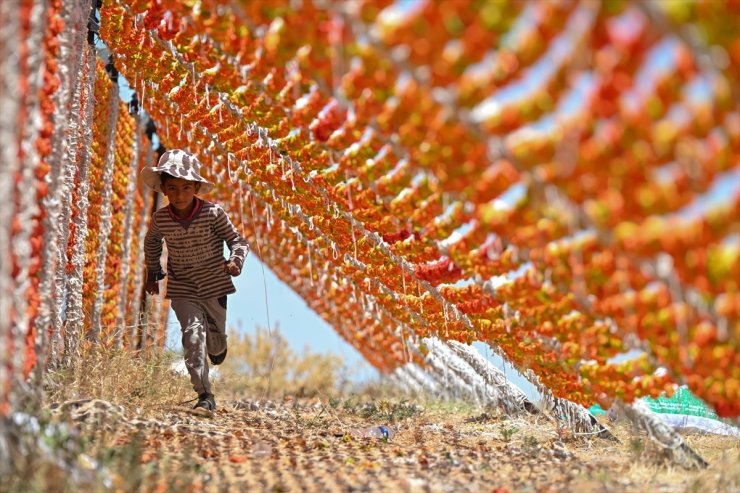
[44,342,193,412]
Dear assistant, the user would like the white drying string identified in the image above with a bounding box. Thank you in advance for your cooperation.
[246,188,273,337]
[245,189,281,401]
[232,167,273,338]
[231,175,280,401]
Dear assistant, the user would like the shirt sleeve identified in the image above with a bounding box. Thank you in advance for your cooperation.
[213,206,250,272]
[144,214,165,281]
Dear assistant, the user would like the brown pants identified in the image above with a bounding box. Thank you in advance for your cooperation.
[170,296,227,395]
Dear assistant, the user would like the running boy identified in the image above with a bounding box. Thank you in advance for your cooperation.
[142,149,249,412]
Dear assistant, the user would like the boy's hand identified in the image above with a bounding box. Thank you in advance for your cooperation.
[145,279,159,295]
[224,259,241,276]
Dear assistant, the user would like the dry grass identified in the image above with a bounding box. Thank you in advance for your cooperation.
[620,432,740,492]
[4,343,199,493]
[44,342,192,415]
[565,418,740,492]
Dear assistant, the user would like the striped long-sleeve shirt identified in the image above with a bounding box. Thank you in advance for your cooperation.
[144,198,249,300]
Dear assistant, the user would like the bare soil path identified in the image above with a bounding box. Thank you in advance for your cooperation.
[43,397,739,493]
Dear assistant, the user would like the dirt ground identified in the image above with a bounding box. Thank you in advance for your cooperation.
[31,396,739,493]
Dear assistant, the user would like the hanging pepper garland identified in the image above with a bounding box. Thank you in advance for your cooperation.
[143,68,648,418]
[99,103,136,338]
[2,0,49,414]
[129,139,157,350]
[348,0,732,416]
[104,0,736,414]
[64,39,98,364]
[35,0,95,372]
[111,113,142,344]
[98,0,739,417]
[52,1,91,362]
[81,60,116,337]
[0,0,19,416]
[20,0,65,378]
[1,1,167,409]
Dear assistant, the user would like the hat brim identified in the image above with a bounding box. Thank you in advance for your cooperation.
[140,166,215,194]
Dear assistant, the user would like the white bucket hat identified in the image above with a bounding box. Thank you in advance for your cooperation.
[140,149,214,194]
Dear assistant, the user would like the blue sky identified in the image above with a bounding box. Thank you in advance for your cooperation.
[228,255,380,381]
[164,250,381,382]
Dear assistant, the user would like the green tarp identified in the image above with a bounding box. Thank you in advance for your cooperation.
[592,387,739,436]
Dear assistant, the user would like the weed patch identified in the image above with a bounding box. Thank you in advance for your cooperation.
[44,344,190,414]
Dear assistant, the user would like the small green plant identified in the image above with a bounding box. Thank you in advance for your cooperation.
[523,435,539,454]
[465,412,500,424]
[594,469,612,484]
[629,437,645,459]
[499,422,519,442]
[356,399,423,423]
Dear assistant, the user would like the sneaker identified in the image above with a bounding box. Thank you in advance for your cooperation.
[194,392,216,412]
[208,348,227,365]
